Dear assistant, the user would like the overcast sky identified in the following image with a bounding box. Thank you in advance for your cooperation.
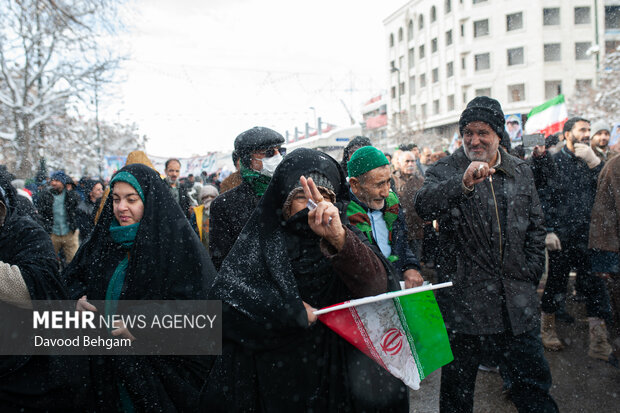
[104,0,406,157]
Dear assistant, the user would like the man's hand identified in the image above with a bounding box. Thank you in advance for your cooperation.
[574,143,601,169]
[532,145,546,158]
[462,162,495,189]
[76,295,98,312]
[404,269,424,289]
[300,176,345,251]
[303,301,317,325]
[545,233,562,251]
[112,320,136,341]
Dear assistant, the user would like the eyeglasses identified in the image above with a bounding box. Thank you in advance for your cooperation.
[255,147,286,158]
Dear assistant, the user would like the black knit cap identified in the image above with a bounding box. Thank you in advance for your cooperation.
[234,126,285,167]
[459,96,505,140]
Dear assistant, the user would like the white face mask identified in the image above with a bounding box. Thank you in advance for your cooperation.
[260,153,283,177]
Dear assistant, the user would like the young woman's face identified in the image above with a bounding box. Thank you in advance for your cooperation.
[112,182,144,226]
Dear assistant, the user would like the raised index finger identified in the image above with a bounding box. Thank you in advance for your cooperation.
[300,176,313,201]
[306,177,324,201]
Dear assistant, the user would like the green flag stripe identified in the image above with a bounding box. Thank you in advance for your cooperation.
[397,291,453,377]
[527,94,565,117]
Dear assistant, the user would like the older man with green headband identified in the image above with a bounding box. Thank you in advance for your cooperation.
[346,146,423,288]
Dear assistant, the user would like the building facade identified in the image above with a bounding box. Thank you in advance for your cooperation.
[383,0,616,149]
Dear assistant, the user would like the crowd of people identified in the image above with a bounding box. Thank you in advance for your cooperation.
[0,95,618,412]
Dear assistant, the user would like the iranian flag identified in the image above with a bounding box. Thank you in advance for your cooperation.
[315,282,453,390]
[524,94,568,136]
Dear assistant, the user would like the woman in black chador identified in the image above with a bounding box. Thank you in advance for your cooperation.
[203,148,408,412]
[64,163,217,412]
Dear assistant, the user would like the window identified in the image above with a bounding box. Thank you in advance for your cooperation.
[432,68,439,83]
[474,19,489,37]
[421,104,427,117]
[475,52,490,70]
[543,8,560,26]
[508,84,525,102]
[606,40,620,53]
[399,82,405,95]
[507,47,524,66]
[409,76,416,95]
[544,43,561,62]
[576,79,592,91]
[389,34,394,47]
[391,86,396,99]
[575,42,592,60]
[445,0,452,14]
[408,48,415,68]
[460,23,465,37]
[408,19,414,40]
[475,87,491,97]
[420,73,426,88]
[431,38,438,53]
[463,90,468,103]
[447,61,454,77]
[398,27,404,41]
[606,6,620,29]
[410,104,416,116]
[399,56,404,68]
[473,0,488,3]
[461,56,466,69]
[446,30,453,46]
[419,15,424,30]
[544,80,562,100]
[447,94,455,111]
[575,7,591,25]
[433,99,440,115]
[506,12,523,31]
[419,44,425,59]
[390,60,395,70]
[431,6,437,22]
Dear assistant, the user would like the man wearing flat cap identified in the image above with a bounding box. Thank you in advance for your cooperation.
[209,126,285,269]
[415,96,558,413]
[347,146,423,288]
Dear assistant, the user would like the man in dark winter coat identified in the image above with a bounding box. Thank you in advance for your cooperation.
[163,158,193,219]
[346,146,423,288]
[209,126,285,269]
[415,96,557,413]
[537,117,613,361]
[35,171,81,264]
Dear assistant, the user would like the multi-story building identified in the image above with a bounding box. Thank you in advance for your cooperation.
[383,0,617,149]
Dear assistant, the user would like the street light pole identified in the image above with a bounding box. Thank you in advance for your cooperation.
[390,66,402,139]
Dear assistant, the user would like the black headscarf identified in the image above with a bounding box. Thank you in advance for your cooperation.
[209,148,351,333]
[65,163,216,301]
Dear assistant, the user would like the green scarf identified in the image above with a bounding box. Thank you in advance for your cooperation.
[240,164,271,197]
[105,220,139,320]
[346,191,400,262]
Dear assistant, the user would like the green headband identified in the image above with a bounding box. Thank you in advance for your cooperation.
[110,171,145,201]
[347,146,390,178]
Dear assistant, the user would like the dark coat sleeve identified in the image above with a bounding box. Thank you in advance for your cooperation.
[518,165,547,285]
[208,194,229,270]
[65,190,81,232]
[35,191,53,233]
[320,226,388,297]
[414,160,470,221]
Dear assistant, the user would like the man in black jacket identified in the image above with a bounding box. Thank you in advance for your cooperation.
[164,158,192,219]
[209,127,285,269]
[35,171,81,264]
[415,96,557,413]
[537,117,613,361]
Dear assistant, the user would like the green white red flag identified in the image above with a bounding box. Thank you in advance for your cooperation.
[524,94,568,136]
[315,282,453,390]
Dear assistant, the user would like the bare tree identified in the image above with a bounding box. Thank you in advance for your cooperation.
[0,0,124,176]
[569,47,620,123]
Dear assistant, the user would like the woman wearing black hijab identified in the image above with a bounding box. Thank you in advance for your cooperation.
[64,163,217,412]
[203,148,408,412]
